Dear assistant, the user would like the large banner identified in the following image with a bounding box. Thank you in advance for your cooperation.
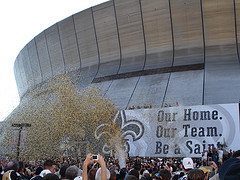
[122,103,240,157]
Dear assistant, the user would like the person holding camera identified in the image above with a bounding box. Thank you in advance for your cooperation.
[83,154,107,180]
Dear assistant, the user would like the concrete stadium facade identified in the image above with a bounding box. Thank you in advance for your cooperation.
[14,0,240,110]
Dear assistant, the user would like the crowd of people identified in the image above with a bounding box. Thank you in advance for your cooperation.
[0,149,239,180]
[128,104,153,110]
[128,102,180,110]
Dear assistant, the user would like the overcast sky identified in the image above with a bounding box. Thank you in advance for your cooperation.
[0,0,108,121]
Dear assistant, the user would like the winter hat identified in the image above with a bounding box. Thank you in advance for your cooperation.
[219,157,240,180]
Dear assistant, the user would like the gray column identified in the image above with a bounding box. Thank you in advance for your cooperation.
[35,31,53,81]
[115,0,145,74]
[45,24,65,76]
[141,0,173,70]
[92,1,121,78]
[171,0,204,66]
[204,0,240,104]
[27,39,42,84]
[58,16,81,73]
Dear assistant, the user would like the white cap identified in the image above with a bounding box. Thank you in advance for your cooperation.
[182,158,193,169]
[74,176,82,180]
[95,168,110,180]
[143,170,149,175]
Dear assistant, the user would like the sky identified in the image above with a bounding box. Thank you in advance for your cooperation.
[0,0,108,121]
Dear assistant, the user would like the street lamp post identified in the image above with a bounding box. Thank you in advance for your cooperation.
[11,123,31,161]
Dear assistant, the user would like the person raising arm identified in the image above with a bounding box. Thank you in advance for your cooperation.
[83,154,107,180]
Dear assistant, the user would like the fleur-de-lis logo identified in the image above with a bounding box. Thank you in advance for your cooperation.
[95,110,144,154]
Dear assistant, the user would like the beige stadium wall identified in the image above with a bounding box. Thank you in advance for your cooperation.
[14,0,240,109]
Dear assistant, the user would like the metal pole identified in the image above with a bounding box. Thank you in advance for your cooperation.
[16,127,22,161]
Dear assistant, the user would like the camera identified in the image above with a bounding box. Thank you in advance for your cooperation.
[92,155,98,160]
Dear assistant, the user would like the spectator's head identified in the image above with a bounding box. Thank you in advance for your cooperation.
[65,166,80,180]
[182,158,194,171]
[43,160,56,173]
[88,168,97,180]
[199,167,210,179]
[133,162,141,171]
[124,175,138,180]
[179,172,185,178]
[43,173,59,180]
[187,169,205,180]
[159,169,171,180]
[152,173,168,180]
[142,170,149,177]
[152,172,161,180]
[9,170,21,180]
[140,173,152,180]
[128,169,139,179]
[109,170,116,180]
[4,160,19,172]
[18,161,24,174]
[73,176,82,180]
[32,175,44,180]
[95,167,110,180]
[59,164,69,179]
[119,168,127,179]
[219,157,240,180]
[35,166,44,176]
[232,150,240,158]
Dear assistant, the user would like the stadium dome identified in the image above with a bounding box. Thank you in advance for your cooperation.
[14,0,240,109]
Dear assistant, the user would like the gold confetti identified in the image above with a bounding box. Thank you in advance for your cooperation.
[0,73,121,161]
